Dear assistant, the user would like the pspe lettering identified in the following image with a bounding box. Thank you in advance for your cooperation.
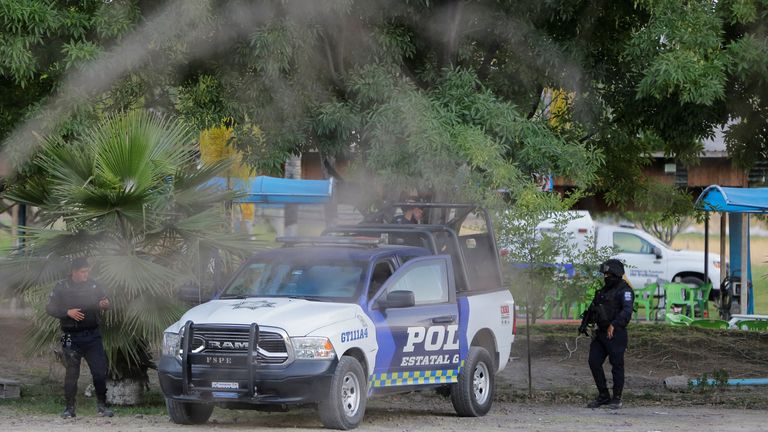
[341,328,368,343]
[404,325,459,353]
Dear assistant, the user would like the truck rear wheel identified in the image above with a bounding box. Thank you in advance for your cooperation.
[166,398,213,424]
[319,356,367,430]
[451,346,494,417]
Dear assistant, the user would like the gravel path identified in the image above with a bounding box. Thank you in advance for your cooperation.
[2,397,766,432]
[2,314,766,432]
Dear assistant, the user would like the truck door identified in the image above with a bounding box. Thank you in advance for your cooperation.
[366,255,461,392]
[612,230,668,287]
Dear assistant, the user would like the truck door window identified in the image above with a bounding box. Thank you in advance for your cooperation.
[613,232,654,254]
[369,261,394,299]
[385,260,449,305]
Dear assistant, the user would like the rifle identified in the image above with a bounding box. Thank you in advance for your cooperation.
[578,302,597,337]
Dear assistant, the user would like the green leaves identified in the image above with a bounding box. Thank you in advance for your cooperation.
[628,0,728,105]
[62,40,102,70]
[89,110,195,190]
[171,74,231,131]
[0,34,38,85]
[636,49,727,105]
[3,110,254,378]
[0,0,134,85]
[373,24,416,63]
[725,33,768,81]
[3,0,767,232]
[248,22,300,80]
[728,0,760,24]
[93,0,140,39]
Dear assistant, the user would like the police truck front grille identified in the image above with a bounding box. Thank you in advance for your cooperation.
[191,328,289,365]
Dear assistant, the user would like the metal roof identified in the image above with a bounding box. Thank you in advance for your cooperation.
[207,176,333,204]
[696,185,768,214]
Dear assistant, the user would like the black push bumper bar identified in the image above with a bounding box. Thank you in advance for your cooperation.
[180,320,260,397]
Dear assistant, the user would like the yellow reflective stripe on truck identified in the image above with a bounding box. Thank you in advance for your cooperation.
[369,361,464,387]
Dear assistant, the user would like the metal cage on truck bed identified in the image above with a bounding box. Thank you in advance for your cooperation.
[323,203,503,293]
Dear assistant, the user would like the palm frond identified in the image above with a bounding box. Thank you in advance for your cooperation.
[88,111,196,186]
[36,137,94,190]
[95,255,191,305]
[113,294,187,339]
[7,110,254,379]
[173,161,245,210]
[2,176,53,213]
[0,228,110,295]
[25,308,61,357]
[0,255,65,296]
[175,159,233,189]
[101,294,187,379]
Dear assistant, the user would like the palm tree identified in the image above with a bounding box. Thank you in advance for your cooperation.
[2,110,258,401]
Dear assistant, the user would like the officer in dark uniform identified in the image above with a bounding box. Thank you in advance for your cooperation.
[393,199,423,224]
[46,257,113,418]
[579,258,634,409]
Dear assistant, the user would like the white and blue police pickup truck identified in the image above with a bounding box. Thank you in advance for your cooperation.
[158,204,515,430]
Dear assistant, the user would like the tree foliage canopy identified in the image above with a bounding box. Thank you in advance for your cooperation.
[2,110,255,378]
[1,0,767,213]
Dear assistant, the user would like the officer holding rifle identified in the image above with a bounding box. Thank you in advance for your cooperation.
[579,259,634,409]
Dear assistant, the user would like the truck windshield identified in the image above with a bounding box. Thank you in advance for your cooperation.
[220,259,366,301]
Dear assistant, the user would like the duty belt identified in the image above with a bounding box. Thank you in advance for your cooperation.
[64,328,99,336]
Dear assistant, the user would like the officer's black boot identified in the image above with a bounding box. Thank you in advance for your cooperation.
[607,391,623,409]
[96,396,113,417]
[61,399,76,418]
[586,389,611,408]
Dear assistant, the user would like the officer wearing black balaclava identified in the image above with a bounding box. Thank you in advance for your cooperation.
[581,259,634,409]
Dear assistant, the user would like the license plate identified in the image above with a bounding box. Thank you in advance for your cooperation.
[212,392,238,398]
[211,381,239,389]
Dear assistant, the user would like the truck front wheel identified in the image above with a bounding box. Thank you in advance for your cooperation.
[319,356,367,430]
[451,346,494,417]
[166,398,213,424]
[681,276,704,289]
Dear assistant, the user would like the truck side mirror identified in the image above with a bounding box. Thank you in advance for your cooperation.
[376,290,415,309]
[653,246,662,259]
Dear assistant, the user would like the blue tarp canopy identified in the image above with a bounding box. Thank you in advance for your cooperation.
[207,176,333,204]
[695,185,765,315]
[696,186,768,214]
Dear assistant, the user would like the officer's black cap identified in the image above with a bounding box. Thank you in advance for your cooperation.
[401,195,424,211]
[70,257,90,271]
[600,259,624,277]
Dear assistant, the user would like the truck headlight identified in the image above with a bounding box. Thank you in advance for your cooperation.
[291,337,335,360]
[162,331,181,357]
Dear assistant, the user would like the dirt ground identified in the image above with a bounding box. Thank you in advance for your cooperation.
[2,313,768,432]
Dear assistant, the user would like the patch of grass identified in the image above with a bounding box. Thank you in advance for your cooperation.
[752,263,768,314]
[0,378,166,417]
[0,230,11,251]
[689,369,730,393]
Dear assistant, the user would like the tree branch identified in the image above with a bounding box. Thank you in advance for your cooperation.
[320,31,344,90]
[527,84,544,120]
[443,1,465,68]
